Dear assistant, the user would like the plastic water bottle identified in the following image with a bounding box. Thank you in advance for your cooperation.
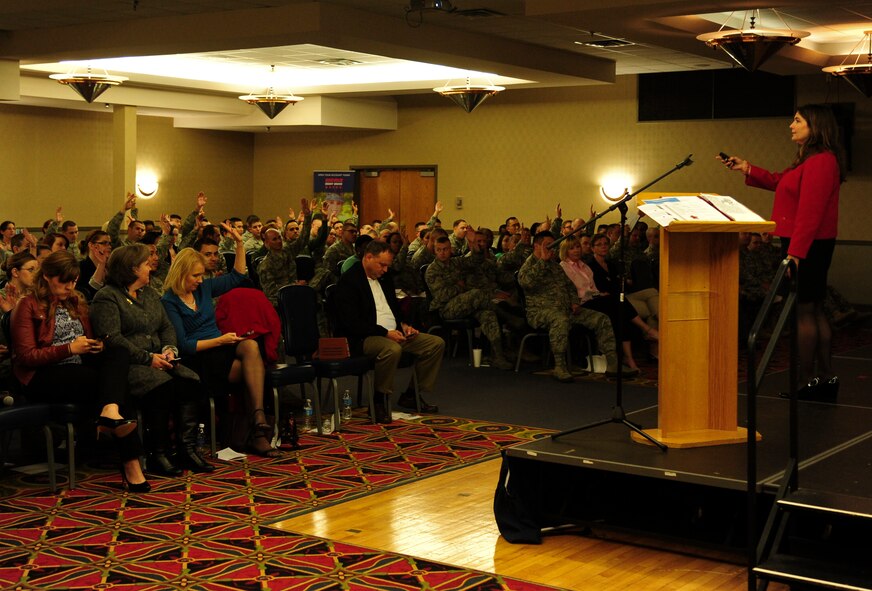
[341,389,353,420]
[302,399,314,432]
[196,423,208,456]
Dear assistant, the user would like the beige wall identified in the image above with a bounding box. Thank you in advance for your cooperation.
[1,74,869,301]
[252,75,870,242]
[0,105,253,228]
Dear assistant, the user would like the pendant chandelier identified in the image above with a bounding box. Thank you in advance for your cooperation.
[49,66,127,103]
[238,65,304,119]
[697,10,809,72]
[433,76,504,113]
[823,31,872,98]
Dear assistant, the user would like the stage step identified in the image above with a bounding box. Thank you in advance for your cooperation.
[779,489,872,520]
[754,554,872,590]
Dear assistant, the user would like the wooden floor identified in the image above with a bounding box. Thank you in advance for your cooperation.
[270,458,787,590]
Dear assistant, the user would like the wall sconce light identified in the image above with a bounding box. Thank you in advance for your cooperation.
[599,175,632,202]
[136,173,159,199]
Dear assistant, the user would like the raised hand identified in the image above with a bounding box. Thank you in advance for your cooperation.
[301,197,311,216]
[386,208,394,221]
[123,192,137,211]
[220,221,243,244]
[55,206,64,223]
[159,214,172,235]
[351,202,358,216]
[196,191,207,209]
[21,228,37,247]
[556,203,562,219]
[434,201,443,215]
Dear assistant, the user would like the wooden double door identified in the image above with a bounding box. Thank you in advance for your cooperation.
[356,167,436,241]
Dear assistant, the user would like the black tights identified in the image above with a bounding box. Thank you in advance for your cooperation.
[797,301,833,382]
[27,347,141,461]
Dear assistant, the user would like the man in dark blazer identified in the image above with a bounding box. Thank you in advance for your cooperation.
[335,241,444,423]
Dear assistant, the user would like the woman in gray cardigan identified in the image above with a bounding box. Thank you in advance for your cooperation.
[91,244,213,476]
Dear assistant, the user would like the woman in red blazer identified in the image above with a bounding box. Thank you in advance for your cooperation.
[11,250,149,492]
[719,104,846,400]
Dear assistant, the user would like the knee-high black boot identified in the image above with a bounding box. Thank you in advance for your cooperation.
[176,400,214,473]
[143,405,182,477]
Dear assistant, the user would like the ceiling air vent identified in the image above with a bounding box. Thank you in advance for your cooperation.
[581,39,635,49]
[455,8,506,17]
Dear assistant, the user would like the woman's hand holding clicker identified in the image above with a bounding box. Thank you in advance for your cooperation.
[218,332,243,345]
[150,353,174,370]
[70,336,101,355]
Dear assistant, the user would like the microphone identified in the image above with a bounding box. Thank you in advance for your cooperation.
[677,154,693,169]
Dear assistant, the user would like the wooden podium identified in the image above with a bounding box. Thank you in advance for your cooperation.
[630,195,775,448]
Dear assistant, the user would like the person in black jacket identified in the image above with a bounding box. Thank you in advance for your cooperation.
[335,241,445,423]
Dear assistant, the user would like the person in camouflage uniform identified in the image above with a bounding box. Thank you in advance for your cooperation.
[258,200,315,306]
[107,193,146,250]
[310,221,357,293]
[425,236,512,370]
[497,234,532,278]
[518,231,629,382]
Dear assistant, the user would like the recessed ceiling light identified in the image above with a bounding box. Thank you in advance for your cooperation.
[315,58,363,66]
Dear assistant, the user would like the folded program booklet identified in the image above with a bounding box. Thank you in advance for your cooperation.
[639,194,764,226]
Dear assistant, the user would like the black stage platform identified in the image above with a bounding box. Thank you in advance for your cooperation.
[497,394,872,547]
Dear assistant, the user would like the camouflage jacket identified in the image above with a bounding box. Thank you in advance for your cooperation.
[424,252,483,310]
[518,255,579,312]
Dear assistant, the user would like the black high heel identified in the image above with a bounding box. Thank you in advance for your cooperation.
[120,466,151,493]
[96,416,138,439]
[779,377,824,400]
[821,376,840,400]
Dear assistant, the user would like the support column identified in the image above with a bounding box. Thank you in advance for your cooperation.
[0,60,20,101]
[113,105,137,202]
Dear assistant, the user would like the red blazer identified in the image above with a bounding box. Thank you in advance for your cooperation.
[11,294,93,385]
[745,151,840,259]
[214,287,281,363]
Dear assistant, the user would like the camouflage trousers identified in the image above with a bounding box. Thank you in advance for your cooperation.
[526,306,616,365]
[440,288,502,349]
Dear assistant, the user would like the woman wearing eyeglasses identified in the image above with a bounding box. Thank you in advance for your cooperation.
[76,230,113,300]
[1,252,39,313]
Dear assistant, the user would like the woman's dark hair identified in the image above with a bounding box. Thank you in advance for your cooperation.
[33,250,83,319]
[794,103,847,182]
[201,224,221,242]
[2,251,36,275]
[592,234,611,249]
[81,229,110,256]
[42,232,69,249]
[496,231,511,254]
[105,243,151,289]
[0,221,14,233]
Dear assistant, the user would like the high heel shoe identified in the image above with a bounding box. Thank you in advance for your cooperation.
[779,377,824,400]
[821,376,840,400]
[252,408,271,434]
[120,466,151,493]
[96,416,138,439]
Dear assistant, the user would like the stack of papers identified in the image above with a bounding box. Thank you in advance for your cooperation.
[639,194,765,227]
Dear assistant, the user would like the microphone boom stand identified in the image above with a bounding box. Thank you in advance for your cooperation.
[551,154,694,451]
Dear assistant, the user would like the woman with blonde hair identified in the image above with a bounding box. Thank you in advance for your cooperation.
[10,250,148,491]
[161,224,278,457]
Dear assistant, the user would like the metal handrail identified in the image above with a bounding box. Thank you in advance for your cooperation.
[745,257,797,590]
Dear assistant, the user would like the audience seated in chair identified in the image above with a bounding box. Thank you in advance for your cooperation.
[335,241,445,422]
[12,250,149,492]
[161,228,280,459]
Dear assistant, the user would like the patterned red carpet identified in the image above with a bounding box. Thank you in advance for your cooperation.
[0,416,557,590]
